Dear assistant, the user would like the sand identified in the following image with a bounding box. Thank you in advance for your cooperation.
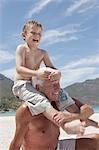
[0,113,99,150]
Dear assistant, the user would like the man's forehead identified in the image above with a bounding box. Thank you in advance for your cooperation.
[43,80,59,86]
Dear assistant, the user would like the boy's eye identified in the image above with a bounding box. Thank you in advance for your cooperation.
[30,31,41,36]
[30,31,36,35]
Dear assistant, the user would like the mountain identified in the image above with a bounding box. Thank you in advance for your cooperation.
[0,73,14,98]
[0,73,99,111]
[65,78,99,105]
[0,74,21,111]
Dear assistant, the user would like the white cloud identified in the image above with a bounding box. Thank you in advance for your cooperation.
[65,0,97,16]
[0,50,15,63]
[61,54,99,69]
[60,67,96,87]
[41,23,87,46]
[59,54,99,87]
[26,0,61,19]
[50,54,63,62]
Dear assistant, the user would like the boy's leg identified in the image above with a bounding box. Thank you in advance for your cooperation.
[43,107,86,135]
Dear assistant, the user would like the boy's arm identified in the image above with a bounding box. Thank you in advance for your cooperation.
[16,46,50,80]
[43,51,61,81]
[43,51,55,68]
[16,45,38,77]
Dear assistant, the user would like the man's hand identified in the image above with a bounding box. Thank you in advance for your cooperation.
[80,104,94,121]
[53,112,77,126]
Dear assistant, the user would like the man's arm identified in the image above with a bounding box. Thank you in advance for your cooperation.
[9,104,32,150]
[71,97,84,108]
[70,97,99,128]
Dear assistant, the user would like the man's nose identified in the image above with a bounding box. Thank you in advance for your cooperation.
[54,83,60,91]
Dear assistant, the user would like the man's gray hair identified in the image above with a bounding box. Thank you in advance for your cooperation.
[32,76,44,88]
[32,67,56,87]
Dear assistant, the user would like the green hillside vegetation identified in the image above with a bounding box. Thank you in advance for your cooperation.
[0,74,22,111]
[0,73,99,111]
[0,97,22,111]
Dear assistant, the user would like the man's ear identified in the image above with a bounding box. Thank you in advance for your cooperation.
[21,32,26,40]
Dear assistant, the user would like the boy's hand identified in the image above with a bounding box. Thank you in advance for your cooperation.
[37,70,51,80]
[49,70,61,82]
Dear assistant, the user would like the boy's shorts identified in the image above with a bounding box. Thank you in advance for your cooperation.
[12,80,52,116]
[56,139,76,150]
[12,80,75,116]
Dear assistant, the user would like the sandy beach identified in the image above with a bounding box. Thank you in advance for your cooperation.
[0,113,99,150]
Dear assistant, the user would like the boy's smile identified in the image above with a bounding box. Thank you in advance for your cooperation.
[25,26,42,48]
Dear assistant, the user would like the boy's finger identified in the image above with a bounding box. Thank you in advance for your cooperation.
[44,70,51,75]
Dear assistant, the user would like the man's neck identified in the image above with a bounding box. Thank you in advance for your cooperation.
[26,43,38,52]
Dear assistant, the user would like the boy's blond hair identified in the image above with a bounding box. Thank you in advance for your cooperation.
[22,20,43,33]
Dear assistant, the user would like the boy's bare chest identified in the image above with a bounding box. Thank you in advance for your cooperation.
[25,51,43,69]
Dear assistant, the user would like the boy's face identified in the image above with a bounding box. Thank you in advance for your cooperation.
[24,25,42,48]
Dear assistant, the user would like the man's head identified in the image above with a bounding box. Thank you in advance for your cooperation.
[32,67,60,101]
[21,20,43,48]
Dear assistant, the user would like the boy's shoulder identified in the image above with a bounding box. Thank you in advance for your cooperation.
[16,44,27,52]
[38,48,48,54]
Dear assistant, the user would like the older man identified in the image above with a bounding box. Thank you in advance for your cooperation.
[9,87,99,150]
[9,68,99,150]
[11,103,99,150]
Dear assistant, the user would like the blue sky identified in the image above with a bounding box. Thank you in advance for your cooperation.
[0,0,99,87]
